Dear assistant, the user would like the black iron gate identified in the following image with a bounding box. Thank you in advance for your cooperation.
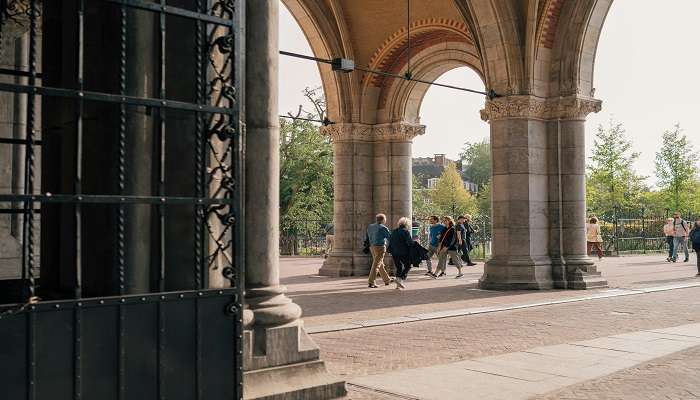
[0,0,245,399]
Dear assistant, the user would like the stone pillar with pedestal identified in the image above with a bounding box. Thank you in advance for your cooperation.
[319,121,424,277]
[318,123,374,277]
[242,1,345,399]
[478,95,607,290]
[549,97,608,289]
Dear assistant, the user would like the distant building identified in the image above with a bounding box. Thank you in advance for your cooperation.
[413,154,478,194]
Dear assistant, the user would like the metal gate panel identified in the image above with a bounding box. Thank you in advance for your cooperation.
[0,289,237,400]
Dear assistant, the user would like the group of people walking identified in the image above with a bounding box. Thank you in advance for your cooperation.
[365,213,477,290]
[664,213,700,275]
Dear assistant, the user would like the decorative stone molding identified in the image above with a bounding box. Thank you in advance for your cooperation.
[321,122,425,143]
[480,95,602,122]
[372,122,426,142]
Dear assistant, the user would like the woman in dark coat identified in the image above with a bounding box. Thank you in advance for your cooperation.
[388,217,414,289]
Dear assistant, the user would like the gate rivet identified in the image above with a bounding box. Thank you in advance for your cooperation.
[99,300,105,304]
[198,292,203,296]
[55,304,60,309]
[141,297,146,301]
[121,299,126,303]
[77,302,82,307]
[179,294,185,299]
[161,295,166,300]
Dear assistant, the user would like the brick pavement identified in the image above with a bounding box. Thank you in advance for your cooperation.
[533,345,700,400]
[310,287,700,379]
[282,255,700,328]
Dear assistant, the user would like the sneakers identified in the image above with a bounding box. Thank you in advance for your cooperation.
[395,277,406,289]
[424,271,433,276]
[684,259,689,263]
[428,272,437,279]
[385,278,395,286]
[455,273,464,279]
[437,272,446,278]
[368,283,378,288]
[466,263,477,266]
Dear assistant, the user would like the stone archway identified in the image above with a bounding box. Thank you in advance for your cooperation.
[279,0,613,290]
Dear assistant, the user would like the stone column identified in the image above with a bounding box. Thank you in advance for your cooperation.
[318,123,373,277]
[479,97,553,289]
[374,122,423,227]
[550,97,608,289]
[243,1,344,398]
[319,122,423,277]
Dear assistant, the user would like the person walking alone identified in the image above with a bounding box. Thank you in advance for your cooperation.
[435,216,464,278]
[671,212,690,263]
[388,217,415,289]
[586,217,604,260]
[689,219,700,277]
[663,218,675,262]
[366,213,392,288]
[425,215,444,277]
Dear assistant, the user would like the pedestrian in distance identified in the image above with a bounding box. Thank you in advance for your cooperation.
[411,216,421,242]
[435,216,464,279]
[458,215,477,266]
[690,219,700,276]
[689,219,700,276]
[671,211,690,263]
[586,217,604,260]
[366,213,393,288]
[388,217,415,289]
[323,223,334,259]
[663,217,675,262]
[425,215,445,278]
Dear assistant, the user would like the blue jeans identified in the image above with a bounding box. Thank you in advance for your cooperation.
[672,236,689,261]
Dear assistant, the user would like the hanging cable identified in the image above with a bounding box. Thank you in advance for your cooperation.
[279,50,498,99]
[279,114,334,126]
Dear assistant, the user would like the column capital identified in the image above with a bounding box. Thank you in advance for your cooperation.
[480,95,602,122]
[320,121,426,143]
[373,122,426,142]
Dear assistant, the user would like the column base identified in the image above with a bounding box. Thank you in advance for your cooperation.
[318,251,371,277]
[552,256,608,290]
[479,256,554,290]
[244,322,346,400]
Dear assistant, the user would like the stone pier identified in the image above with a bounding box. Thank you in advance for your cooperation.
[242,1,345,399]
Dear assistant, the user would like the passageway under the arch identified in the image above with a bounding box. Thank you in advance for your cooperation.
[282,0,611,291]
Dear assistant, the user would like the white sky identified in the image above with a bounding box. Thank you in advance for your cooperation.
[279,1,700,185]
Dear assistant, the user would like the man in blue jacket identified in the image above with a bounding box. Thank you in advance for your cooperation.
[425,215,444,278]
[366,213,392,288]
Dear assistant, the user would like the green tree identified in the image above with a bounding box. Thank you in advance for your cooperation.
[279,87,333,236]
[586,120,647,217]
[476,180,491,217]
[654,124,698,212]
[430,163,477,217]
[459,140,491,190]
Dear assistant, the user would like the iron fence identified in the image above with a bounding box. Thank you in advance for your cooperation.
[597,209,698,256]
[280,219,332,256]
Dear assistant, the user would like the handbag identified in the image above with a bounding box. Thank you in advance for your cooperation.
[362,234,370,254]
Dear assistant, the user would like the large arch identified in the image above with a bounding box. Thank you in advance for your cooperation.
[279,0,613,290]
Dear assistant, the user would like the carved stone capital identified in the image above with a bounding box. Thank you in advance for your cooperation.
[555,96,602,120]
[372,122,426,142]
[321,122,425,143]
[480,95,602,122]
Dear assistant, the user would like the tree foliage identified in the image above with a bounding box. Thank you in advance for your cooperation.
[279,87,333,236]
[459,140,491,189]
[586,120,648,217]
[429,163,477,217]
[654,124,698,212]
